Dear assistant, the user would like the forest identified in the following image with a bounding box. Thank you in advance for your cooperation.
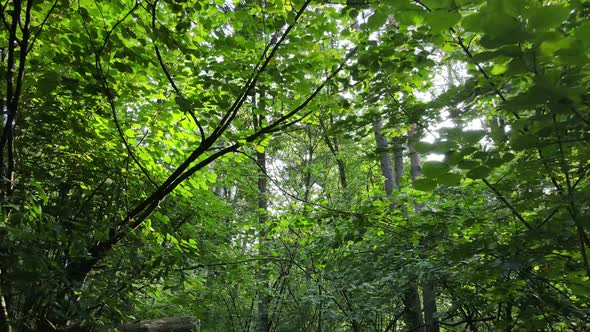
[0,0,589,331]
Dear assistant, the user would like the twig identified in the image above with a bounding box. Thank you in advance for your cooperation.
[98,0,140,54]
[482,178,532,230]
[78,0,159,188]
[26,0,59,55]
[150,0,205,141]
[213,0,314,137]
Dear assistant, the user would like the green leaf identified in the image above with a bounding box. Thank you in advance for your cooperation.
[502,153,515,162]
[438,173,462,186]
[461,13,484,32]
[422,161,450,178]
[445,151,462,165]
[491,63,507,75]
[367,11,388,30]
[458,160,479,170]
[397,11,425,26]
[574,22,590,49]
[510,134,538,150]
[527,5,570,30]
[486,158,504,168]
[540,37,574,57]
[413,178,437,191]
[425,10,461,34]
[472,50,500,62]
[431,141,456,153]
[467,166,491,179]
[415,142,433,153]
[462,130,486,144]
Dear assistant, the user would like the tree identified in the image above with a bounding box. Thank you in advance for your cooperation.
[0,0,351,329]
[1,0,589,331]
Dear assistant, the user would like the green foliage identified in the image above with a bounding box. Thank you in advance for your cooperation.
[0,0,588,331]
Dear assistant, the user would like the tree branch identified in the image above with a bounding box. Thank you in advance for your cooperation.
[26,0,59,55]
[69,26,351,281]
[213,0,313,137]
[99,0,140,54]
[481,178,532,230]
[150,0,205,141]
[78,0,159,188]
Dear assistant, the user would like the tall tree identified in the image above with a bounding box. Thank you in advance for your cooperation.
[407,125,439,332]
[253,90,271,332]
[373,117,424,331]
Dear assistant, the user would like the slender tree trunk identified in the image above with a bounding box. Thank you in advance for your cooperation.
[0,3,31,327]
[402,286,424,332]
[256,145,270,332]
[320,116,348,190]
[408,125,438,332]
[373,119,395,195]
[303,141,314,202]
[422,285,438,332]
[503,302,513,332]
[0,274,11,332]
[392,136,403,188]
[373,118,424,332]
[253,90,271,332]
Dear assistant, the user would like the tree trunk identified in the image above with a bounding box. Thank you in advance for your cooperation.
[408,125,438,332]
[422,284,439,332]
[321,116,348,190]
[392,136,403,188]
[0,278,11,332]
[256,145,270,332]
[253,90,271,332]
[403,286,424,332]
[373,119,395,195]
[373,118,424,332]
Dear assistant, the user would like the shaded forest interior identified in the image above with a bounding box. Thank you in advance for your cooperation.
[1,0,589,331]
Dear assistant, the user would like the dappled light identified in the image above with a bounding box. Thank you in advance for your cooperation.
[0,0,588,331]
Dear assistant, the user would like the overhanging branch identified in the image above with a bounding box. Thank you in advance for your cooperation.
[69,1,347,280]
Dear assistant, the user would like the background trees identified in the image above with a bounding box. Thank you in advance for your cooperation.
[1,0,588,331]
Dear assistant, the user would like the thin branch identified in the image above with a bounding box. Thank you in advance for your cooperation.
[176,257,287,271]
[1,0,32,197]
[78,1,158,188]
[253,47,357,140]
[238,150,360,218]
[482,178,532,230]
[213,0,313,137]
[553,114,590,276]
[85,0,318,250]
[0,0,12,32]
[150,0,205,141]
[535,208,559,229]
[160,50,355,205]
[387,91,436,137]
[413,0,520,119]
[98,0,140,55]
[101,76,159,188]
[570,105,590,127]
[439,316,496,327]
[26,0,59,55]
[572,163,589,190]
